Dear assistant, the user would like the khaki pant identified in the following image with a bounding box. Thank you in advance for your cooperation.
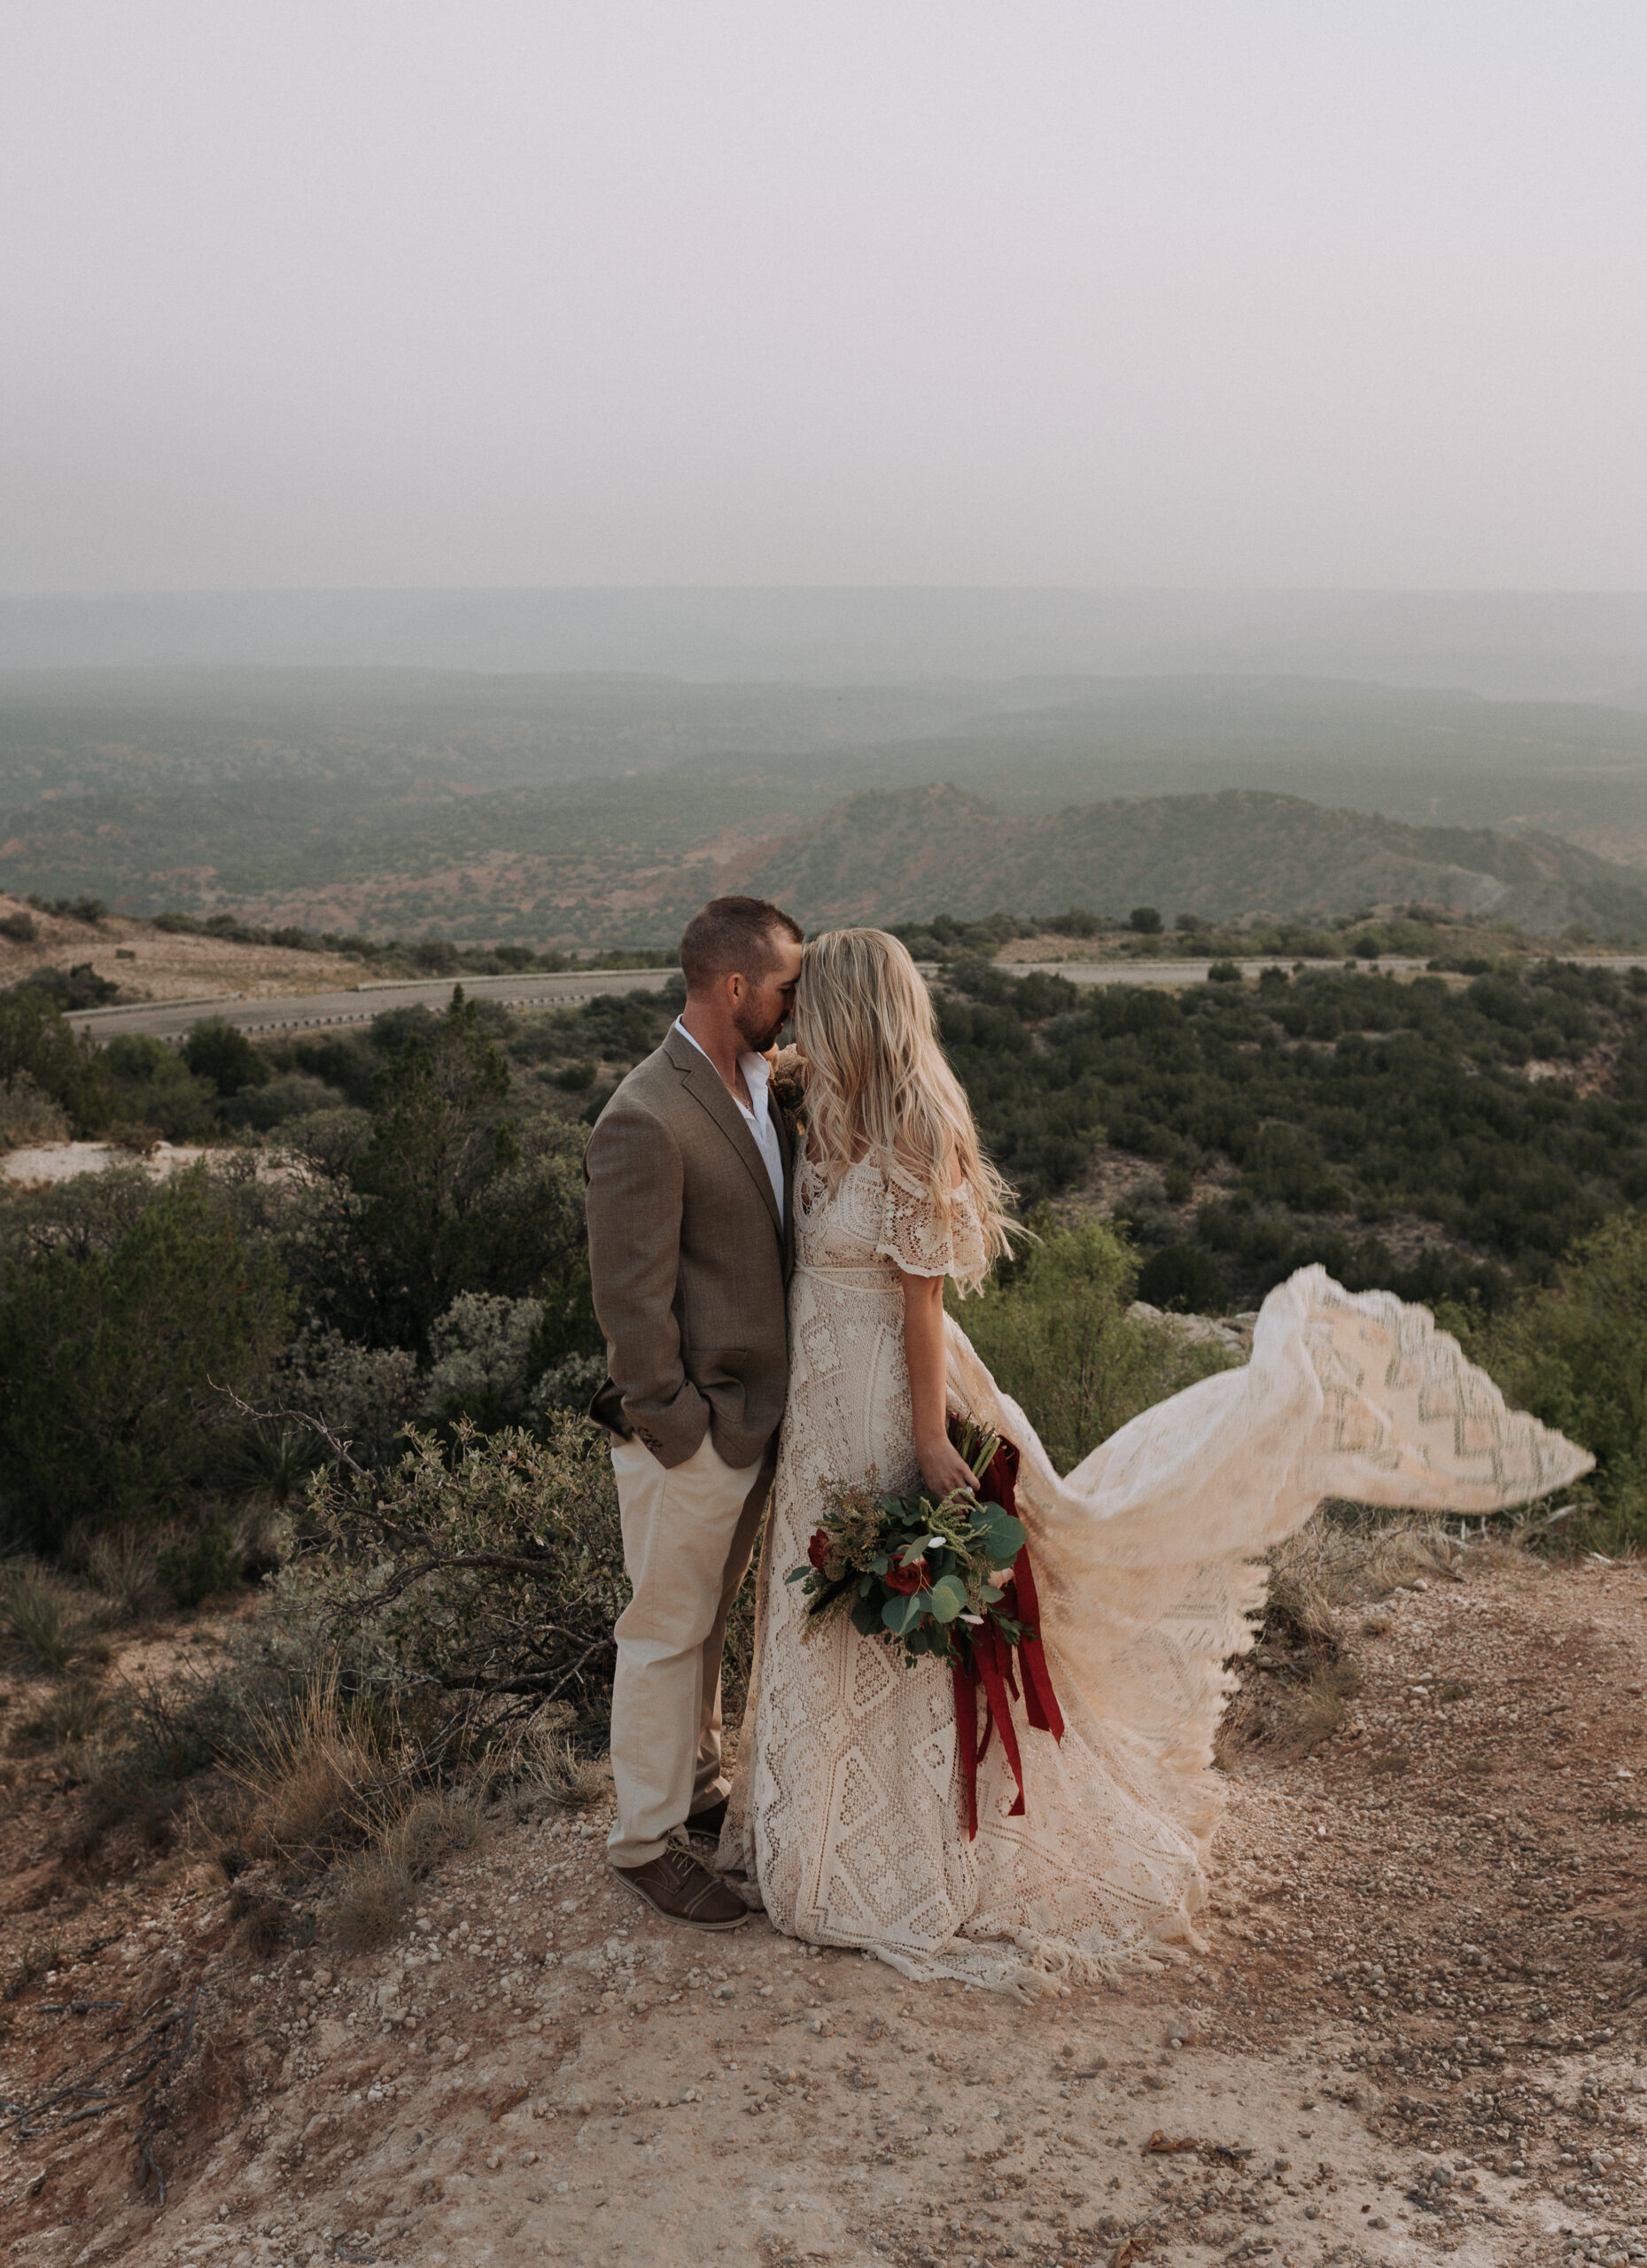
[606,1428,770,1869]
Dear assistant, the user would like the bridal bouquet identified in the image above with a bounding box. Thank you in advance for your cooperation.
[787,1418,1064,1837]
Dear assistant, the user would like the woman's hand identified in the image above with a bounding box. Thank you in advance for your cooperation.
[917,1431,979,1501]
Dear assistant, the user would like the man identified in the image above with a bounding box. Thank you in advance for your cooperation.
[584,894,804,1929]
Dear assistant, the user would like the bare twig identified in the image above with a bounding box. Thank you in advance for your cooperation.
[212,1382,371,1480]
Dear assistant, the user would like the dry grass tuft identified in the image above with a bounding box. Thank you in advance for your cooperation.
[0,1562,105,1676]
[3,1936,66,2001]
[230,1674,405,1863]
[1285,1660,1363,1754]
[19,1677,108,1752]
[226,1672,483,1955]
[332,1850,410,1953]
[332,1791,482,1951]
[83,1526,164,1620]
[229,1887,290,1959]
[532,1731,609,1814]
[1260,1505,1494,1659]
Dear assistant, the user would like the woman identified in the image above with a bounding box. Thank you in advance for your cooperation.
[722,928,1588,1992]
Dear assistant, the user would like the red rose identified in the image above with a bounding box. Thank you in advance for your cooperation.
[883,1556,932,1596]
[806,1529,832,1571]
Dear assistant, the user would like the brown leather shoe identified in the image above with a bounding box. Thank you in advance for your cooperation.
[685,1797,728,1842]
[613,1845,748,1930]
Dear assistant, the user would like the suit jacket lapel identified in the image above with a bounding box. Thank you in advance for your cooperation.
[664,1029,785,1240]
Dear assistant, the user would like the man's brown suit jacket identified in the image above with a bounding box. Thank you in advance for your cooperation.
[583,1027,795,1469]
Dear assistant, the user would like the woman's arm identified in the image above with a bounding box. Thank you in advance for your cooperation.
[898,1268,976,1496]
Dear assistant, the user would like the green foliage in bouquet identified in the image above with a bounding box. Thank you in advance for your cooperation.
[787,1423,1028,1665]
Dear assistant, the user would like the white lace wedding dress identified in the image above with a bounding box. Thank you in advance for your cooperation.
[722,1153,1589,1995]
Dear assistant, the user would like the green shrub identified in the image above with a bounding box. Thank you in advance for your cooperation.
[423,1292,547,1430]
[279,1324,423,1469]
[182,1016,272,1097]
[0,1071,70,1146]
[345,994,594,1358]
[1136,1242,1229,1314]
[952,1217,1239,1475]
[1449,1211,1647,1550]
[103,1033,219,1142]
[0,989,112,1133]
[224,1071,347,1129]
[157,1518,246,1608]
[282,1416,628,1725]
[0,1169,293,1549]
[12,963,119,1010]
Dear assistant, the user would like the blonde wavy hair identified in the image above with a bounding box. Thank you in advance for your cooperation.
[793,928,1015,1290]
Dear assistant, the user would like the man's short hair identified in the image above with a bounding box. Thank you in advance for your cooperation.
[679,897,803,990]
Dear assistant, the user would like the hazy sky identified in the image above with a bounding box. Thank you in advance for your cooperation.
[4,3,1646,593]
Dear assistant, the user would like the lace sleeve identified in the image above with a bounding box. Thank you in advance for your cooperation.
[874,1171,989,1291]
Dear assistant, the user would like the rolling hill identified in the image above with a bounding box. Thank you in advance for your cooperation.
[734,785,1647,938]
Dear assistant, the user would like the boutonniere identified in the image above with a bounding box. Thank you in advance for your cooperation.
[768,1045,807,1147]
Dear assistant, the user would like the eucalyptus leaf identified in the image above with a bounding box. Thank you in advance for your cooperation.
[928,1573,967,1624]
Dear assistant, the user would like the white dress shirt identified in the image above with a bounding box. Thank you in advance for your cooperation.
[672,1018,786,1216]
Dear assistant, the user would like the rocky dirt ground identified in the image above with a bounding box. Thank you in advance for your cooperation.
[2,1549,1644,2268]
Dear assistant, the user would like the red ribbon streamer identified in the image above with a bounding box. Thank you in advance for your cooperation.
[952,1433,1066,1840]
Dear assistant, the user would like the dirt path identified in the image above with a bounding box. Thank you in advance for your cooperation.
[4,1551,1644,2268]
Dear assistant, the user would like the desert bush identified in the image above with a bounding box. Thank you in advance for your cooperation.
[953,1216,1238,1475]
[181,1015,270,1097]
[229,1417,323,1510]
[531,1349,609,1419]
[224,1072,348,1130]
[0,1071,69,1146]
[74,1627,307,1858]
[280,1415,627,1726]
[278,1324,423,1469]
[345,995,594,1358]
[0,988,112,1134]
[0,1169,293,1548]
[1448,1211,1647,1550]
[1285,1659,1363,1753]
[1135,1242,1229,1314]
[157,1518,245,1608]
[102,1033,219,1143]
[0,1160,166,1267]
[423,1292,546,1429]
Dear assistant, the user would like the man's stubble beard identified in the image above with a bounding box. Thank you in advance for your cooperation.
[735,1000,788,1054]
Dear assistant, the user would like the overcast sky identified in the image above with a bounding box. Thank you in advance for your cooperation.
[4,2,1645,594]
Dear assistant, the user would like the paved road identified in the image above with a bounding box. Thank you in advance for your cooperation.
[67,965,680,1044]
[66,949,1647,1044]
